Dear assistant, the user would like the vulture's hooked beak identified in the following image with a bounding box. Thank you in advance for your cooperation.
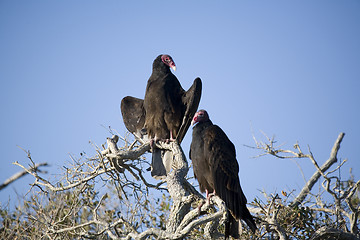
[191,118,197,126]
[171,65,176,71]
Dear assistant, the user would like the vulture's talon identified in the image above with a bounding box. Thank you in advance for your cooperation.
[197,199,206,214]
[206,189,216,205]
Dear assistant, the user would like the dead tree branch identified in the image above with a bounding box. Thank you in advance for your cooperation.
[248,132,345,207]
[12,134,232,239]
[0,162,48,191]
[248,132,359,239]
[12,130,357,239]
[101,137,228,239]
[290,132,345,207]
[310,226,359,240]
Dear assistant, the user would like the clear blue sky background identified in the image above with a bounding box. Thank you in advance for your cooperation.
[1,1,359,207]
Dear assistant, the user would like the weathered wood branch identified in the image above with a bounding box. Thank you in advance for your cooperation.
[310,226,359,240]
[264,194,288,240]
[12,131,359,239]
[164,141,191,233]
[13,160,106,192]
[13,135,157,193]
[101,135,151,164]
[249,132,360,238]
[113,195,228,240]
[0,162,48,191]
[100,135,229,239]
[290,132,345,207]
[346,179,360,234]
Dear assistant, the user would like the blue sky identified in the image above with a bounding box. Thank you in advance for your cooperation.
[1,1,359,206]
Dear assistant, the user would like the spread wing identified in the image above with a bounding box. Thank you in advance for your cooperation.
[176,77,202,143]
[120,96,146,141]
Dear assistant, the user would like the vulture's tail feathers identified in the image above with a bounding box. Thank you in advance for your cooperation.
[225,213,240,240]
[151,149,173,180]
[242,207,257,233]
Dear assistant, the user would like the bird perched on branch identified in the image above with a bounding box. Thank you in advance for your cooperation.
[190,109,257,239]
[121,54,202,179]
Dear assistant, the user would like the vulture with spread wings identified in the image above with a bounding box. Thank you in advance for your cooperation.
[121,54,202,179]
[190,110,256,239]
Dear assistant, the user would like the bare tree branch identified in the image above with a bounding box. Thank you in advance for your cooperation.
[290,132,345,207]
[247,131,359,239]
[102,137,229,239]
[8,131,358,239]
[0,162,48,191]
[310,226,359,240]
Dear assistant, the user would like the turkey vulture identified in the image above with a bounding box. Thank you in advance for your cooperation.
[190,110,256,239]
[121,54,202,179]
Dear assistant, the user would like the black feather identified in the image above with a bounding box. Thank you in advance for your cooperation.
[121,55,202,178]
[190,110,257,238]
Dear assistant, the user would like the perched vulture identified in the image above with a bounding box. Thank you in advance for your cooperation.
[121,54,202,179]
[190,110,257,239]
